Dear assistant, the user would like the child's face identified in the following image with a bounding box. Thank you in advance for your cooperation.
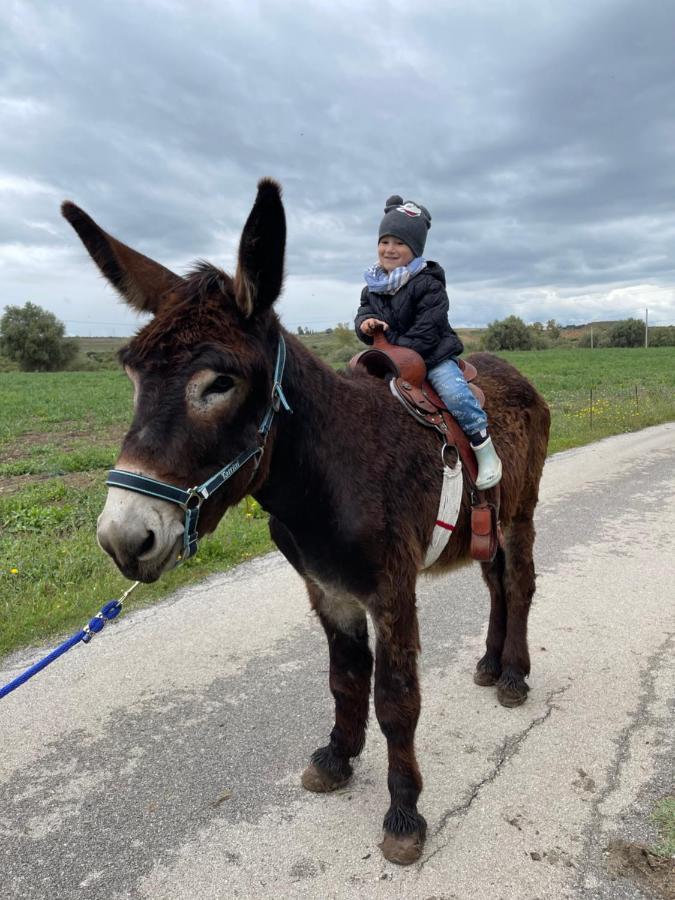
[378,236,414,272]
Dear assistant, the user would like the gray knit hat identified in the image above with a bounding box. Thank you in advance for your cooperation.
[378,195,431,258]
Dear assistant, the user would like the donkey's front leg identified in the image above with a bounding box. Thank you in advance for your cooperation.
[302,581,373,792]
[373,599,426,865]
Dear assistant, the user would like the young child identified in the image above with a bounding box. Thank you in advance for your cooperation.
[354,195,502,490]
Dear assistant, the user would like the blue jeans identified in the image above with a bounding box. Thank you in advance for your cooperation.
[427,358,488,439]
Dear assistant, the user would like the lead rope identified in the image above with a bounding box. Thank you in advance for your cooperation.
[0,581,141,700]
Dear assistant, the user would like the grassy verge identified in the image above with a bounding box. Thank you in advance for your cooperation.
[652,797,675,859]
[0,487,270,657]
[1,347,674,657]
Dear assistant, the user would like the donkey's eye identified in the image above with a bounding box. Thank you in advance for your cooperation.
[204,374,235,397]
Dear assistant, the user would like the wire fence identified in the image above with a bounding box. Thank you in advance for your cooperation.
[546,384,674,450]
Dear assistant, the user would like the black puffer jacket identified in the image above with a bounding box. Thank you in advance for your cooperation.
[354,261,464,367]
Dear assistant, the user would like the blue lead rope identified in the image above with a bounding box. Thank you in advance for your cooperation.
[0,584,138,700]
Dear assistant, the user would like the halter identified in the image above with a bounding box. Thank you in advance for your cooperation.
[105,336,291,561]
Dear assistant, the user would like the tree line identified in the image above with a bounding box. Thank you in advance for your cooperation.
[1,303,673,373]
[482,315,675,350]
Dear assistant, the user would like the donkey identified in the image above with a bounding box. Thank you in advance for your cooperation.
[63,179,550,865]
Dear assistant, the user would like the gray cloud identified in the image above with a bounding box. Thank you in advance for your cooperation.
[1,0,673,334]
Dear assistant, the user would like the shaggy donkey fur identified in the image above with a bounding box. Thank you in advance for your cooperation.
[63,180,550,865]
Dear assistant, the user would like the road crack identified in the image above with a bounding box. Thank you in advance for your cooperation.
[572,631,675,895]
[418,684,570,870]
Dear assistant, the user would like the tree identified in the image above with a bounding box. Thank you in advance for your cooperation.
[528,321,550,349]
[484,315,534,351]
[649,325,675,346]
[609,318,645,348]
[333,322,357,348]
[0,302,79,371]
[546,319,561,340]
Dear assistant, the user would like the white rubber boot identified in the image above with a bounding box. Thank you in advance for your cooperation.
[473,436,502,490]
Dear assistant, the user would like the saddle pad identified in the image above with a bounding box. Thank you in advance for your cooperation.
[422,456,463,569]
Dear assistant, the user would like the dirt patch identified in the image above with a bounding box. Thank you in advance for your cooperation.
[0,424,125,465]
[606,838,675,899]
[0,430,79,463]
[0,470,103,497]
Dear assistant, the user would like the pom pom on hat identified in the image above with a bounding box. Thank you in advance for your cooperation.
[384,195,404,211]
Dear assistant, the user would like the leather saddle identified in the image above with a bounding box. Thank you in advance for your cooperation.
[349,330,501,562]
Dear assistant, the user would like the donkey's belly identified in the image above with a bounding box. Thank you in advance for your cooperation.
[308,575,369,635]
[269,514,379,600]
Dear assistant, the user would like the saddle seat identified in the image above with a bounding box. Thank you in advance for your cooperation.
[349,330,501,562]
[349,334,485,482]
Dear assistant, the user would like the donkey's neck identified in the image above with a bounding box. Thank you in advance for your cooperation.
[253,328,441,587]
[254,330,368,519]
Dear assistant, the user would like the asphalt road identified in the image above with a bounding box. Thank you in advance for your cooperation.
[1,423,674,900]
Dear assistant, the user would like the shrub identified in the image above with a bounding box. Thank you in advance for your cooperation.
[546,319,561,340]
[649,326,675,347]
[330,344,360,365]
[578,328,611,348]
[484,316,534,351]
[609,318,645,348]
[333,322,357,348]
[0,303,79,371]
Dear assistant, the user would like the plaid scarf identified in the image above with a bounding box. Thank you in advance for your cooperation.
[364,256,427,294]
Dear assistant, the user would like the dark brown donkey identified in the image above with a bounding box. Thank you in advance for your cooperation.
[63,179,550,865]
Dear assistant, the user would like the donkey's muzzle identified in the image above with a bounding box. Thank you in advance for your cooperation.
[97,487,184,581]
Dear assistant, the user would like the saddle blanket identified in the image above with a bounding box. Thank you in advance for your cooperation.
[423,456,463,569]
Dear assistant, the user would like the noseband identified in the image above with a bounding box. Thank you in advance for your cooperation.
[105,336,291,561]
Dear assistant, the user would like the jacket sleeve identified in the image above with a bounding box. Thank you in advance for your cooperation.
[354,286,376,345]
[387,280,451,359]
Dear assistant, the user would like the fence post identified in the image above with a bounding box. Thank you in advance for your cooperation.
[590,387,593,431]
[635,385,639,412]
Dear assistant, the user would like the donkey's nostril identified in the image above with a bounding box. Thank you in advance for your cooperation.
[138,531,155,557]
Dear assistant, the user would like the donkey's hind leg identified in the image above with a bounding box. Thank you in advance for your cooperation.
[497,515,537,707]
[475,547,507,686]
[301,581,373,793]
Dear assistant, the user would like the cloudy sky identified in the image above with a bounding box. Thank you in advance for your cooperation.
[1,0,674,336]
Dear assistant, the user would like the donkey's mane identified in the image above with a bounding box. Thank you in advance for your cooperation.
[181,260,234,300]
[120,262,242,367]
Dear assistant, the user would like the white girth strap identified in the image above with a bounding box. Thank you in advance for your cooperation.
[422,457,463,569]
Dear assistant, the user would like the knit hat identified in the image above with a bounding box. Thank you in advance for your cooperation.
[378,195,431,258]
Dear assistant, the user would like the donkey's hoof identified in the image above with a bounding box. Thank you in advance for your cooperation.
[301,763,350,793]
[474,653,501,687]
[379,830,424,865]
[473,668,498,686]
[497,679,529,708]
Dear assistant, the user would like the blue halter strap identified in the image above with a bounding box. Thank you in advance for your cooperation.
[105,335,291,561]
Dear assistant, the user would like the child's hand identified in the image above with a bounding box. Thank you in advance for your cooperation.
[361,318,389,335]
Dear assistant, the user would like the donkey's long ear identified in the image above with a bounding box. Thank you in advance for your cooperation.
[234,178,286,318]
[61,202,184,314]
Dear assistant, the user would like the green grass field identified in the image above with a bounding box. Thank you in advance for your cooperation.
[1,346,674,657]
[492,348,675,452]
